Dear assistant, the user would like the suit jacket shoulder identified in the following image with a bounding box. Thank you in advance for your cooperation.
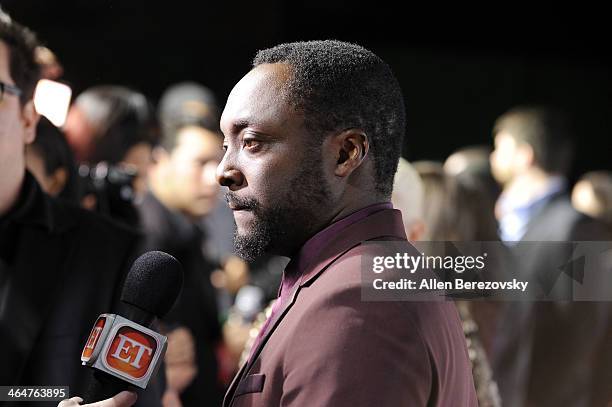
[281,244,475,407]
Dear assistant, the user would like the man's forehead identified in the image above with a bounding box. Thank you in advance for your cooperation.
[221,63,292,132]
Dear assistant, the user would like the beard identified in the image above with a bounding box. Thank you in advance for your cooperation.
[226,154,331,261]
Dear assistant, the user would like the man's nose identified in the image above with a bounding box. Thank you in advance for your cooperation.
[216,154,245,190]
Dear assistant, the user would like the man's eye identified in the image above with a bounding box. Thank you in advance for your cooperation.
[243,139,261,150]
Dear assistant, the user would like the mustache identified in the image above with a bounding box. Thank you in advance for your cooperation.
[225,192,260,211]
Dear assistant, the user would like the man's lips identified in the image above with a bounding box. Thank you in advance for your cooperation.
[228,204,250,211]
[230,205,254,214]
[225,192,257,212]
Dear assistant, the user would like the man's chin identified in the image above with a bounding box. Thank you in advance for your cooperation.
[233,232,268,262]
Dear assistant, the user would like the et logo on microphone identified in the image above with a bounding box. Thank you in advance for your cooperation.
[81,314,167,388]
[82,316,108,362]
[106,327,157,379]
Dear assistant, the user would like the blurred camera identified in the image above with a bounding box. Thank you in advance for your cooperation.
[78,162,139,226]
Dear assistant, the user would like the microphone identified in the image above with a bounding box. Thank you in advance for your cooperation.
[80,251,183,403]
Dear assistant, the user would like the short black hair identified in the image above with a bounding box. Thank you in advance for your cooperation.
[158,82,221,150]
[74,86,159,164]
[253,40,406,197]
[0,9,41,104]
[493,106,573,175]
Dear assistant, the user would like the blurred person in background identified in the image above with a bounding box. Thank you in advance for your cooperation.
[25,116,81,203]
[489,106,611,406]
[158,82,234,262]
[572,171,612,230]
[0,10,161,406]
[391,157,425,241]
[414,160,499,242]
[158,82,220,139]
[444,144,500,220]
[34,45,63,80]
[140,122,225,406]
[63,85,159,226]
[411,160,502,407]
[572,170,612,406]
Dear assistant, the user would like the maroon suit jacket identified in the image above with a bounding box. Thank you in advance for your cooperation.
[224,208,477,406]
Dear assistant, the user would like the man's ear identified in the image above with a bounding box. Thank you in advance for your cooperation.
[332,128,369,177]
[21,100,40,145]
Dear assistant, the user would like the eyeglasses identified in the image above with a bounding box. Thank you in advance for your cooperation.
[0,81,22,103]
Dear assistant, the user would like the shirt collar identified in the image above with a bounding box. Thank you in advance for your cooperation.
[498,176,566,216]
[280,202,393,295]
[497,176,566,242]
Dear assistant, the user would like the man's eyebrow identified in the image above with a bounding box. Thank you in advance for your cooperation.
[229,118,252,132]
[224,116,279,139]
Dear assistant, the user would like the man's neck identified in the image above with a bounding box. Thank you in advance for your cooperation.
[304,192,389,247]
[0,165,25,217]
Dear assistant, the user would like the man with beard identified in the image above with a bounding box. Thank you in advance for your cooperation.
[62,40,476,407]
[217,40,477,407]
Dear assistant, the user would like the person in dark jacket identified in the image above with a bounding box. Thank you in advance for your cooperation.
[0,10,160,407]
[490,106,612,407]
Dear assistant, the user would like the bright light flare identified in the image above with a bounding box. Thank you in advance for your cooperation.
[33,79,72,127]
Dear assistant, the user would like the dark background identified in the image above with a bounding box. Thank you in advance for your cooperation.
[2,0,610,180]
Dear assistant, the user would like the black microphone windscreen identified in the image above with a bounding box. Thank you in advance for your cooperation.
[120,251,183,318]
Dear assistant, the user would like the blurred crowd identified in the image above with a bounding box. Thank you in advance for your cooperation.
[1,7,611,407]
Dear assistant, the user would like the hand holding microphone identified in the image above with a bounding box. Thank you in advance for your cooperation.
[58,391,137,407]
[59,251,183,406]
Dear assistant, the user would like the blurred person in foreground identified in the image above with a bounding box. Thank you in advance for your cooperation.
[25,116,81,203]
[140,123,225,406]
[489,106,611,407]
[63,85,159,226]
[0,10,161,406]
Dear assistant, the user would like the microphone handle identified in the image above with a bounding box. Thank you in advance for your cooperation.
[83,370,131,403]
